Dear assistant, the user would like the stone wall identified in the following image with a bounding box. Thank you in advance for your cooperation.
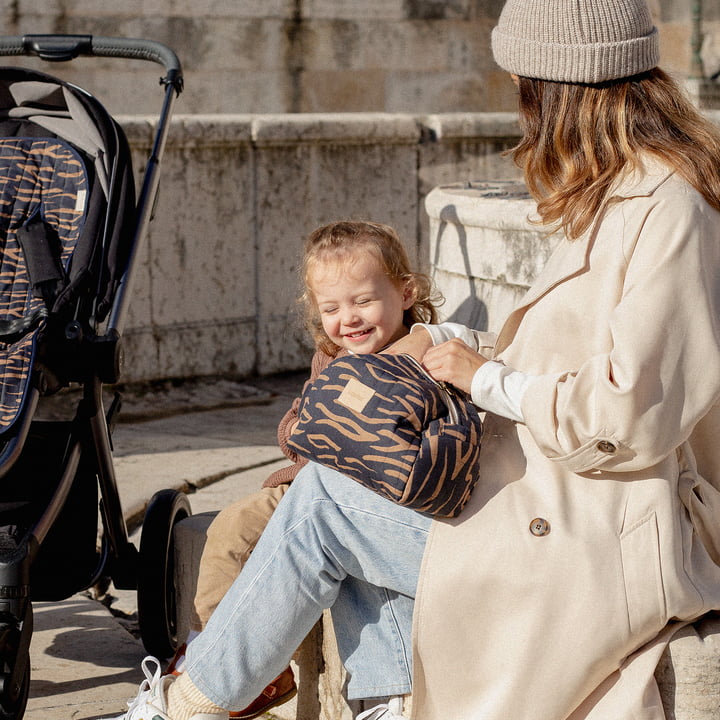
[118,112,523,384]
[1,0,718,117]
[74,104,720,385]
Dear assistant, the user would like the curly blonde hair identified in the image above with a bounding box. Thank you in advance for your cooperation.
[300,220,443,357]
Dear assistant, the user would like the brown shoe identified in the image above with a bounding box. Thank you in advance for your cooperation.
[230,666,297,720]
[165,642,187,676]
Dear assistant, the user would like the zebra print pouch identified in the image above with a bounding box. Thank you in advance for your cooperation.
[287,353,483,517]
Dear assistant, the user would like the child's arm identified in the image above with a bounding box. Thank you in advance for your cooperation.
[263,349,339,487]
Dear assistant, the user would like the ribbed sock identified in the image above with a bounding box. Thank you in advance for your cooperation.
[166,672,226,720]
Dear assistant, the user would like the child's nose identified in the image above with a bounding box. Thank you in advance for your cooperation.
[340,306,361,325]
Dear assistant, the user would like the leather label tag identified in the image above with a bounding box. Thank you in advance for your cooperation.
[337,378,375,413]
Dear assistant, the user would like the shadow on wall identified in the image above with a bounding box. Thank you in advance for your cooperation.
[432,205,489,332]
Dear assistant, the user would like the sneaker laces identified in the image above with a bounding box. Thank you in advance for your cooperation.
[124,656,163,715]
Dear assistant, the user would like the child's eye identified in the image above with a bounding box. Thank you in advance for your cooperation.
[355,298,372,305]
[320,306,338,314]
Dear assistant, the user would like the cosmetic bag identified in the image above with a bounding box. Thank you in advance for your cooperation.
[288,352,482,517]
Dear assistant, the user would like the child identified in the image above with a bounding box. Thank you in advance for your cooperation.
[167,219,442,719]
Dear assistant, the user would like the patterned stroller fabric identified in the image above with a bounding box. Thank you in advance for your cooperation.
[0,67,136,440]
[0,137,89,430]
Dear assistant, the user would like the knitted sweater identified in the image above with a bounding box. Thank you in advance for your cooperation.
[262,348,347,488]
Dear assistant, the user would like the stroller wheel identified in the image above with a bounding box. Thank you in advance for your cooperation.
[0,659,29,720]
[137,489,192,659]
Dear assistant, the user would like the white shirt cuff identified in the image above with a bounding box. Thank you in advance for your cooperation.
[411,322,480,351]
[470,361,533,423]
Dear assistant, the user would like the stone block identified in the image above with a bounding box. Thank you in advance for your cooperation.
[656,615,720,720]
[59,0,143,16]
[188,19,290,73]
[433,270,528,335]
[386,72,487,114]
[142,0,293,18]
[182,71,291,114]
[425,180,558,331]
[173,512,213,646]
[252,114,419,375]
[13,0,64,17]
[299,70,387,113]
[416,115,521,196]
[303,0,406,21]
[426,181,542,276]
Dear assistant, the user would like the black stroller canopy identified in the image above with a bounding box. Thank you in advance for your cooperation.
[0,66,136,442]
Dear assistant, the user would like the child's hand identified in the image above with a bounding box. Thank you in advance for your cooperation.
[421,338,488,395]
[383,326,434,359]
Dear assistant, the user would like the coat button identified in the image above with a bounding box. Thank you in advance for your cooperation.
[596,440,617,454]
[529,518,551,536]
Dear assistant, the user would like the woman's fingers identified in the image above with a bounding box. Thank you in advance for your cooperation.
[422,339,487,394]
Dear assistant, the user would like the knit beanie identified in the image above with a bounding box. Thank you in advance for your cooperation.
[491,0,660,84]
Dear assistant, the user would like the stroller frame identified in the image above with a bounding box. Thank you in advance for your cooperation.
[0,35,188,718]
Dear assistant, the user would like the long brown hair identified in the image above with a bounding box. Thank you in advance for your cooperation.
[300,220,443,356]
[512,68,720,239]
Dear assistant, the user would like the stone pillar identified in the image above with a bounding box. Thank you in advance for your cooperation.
[425,180,558,331]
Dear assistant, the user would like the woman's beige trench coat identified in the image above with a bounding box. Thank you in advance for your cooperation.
[411,159,720,720]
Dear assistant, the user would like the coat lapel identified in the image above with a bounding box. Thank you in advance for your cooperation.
[493,161,675,357]
[494,228,593,355]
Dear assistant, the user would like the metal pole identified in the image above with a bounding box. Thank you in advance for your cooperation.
[690,0,704,79]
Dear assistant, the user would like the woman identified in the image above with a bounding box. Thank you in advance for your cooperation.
[104,1,720,719]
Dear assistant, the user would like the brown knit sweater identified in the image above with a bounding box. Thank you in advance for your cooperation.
[262,348,347,488]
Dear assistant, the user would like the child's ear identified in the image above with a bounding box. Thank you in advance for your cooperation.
[402,280,417,310]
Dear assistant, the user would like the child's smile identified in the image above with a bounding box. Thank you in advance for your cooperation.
[310,253,413,354]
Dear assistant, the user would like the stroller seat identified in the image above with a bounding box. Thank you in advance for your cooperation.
[0,135,90,434]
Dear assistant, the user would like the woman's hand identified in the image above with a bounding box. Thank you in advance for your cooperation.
[422,338,488,395]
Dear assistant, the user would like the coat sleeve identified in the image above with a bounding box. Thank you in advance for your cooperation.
[521,190,720,473]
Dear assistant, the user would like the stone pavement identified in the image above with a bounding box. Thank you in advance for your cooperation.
[25,372,306,720]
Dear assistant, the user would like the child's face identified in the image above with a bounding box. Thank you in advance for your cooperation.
[309,252,414,354]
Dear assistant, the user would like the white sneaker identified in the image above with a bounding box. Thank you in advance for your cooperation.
[356,697,405,720]
[100,656,228,720]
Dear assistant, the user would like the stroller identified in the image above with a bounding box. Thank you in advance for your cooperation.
[0,35,192,717]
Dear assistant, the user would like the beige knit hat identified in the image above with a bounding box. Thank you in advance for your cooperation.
[491,0,659,84]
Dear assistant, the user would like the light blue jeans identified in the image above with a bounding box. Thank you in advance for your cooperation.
[184,461,432,710]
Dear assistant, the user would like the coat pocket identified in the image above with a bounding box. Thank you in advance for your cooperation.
[619,512,667,638]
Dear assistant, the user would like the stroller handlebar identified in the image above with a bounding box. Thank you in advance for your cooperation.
[0,35,183,93]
